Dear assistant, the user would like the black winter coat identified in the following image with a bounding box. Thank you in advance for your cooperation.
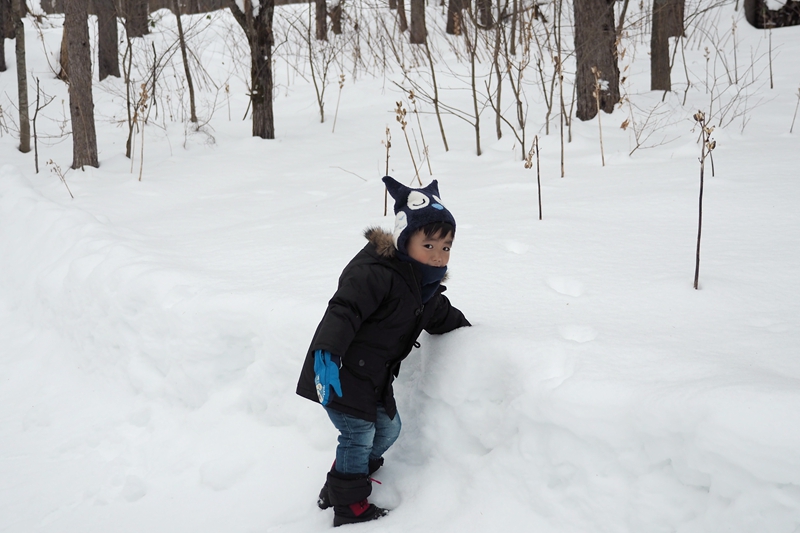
[296,227,470,422]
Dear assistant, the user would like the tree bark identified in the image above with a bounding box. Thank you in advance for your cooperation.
[409,0,426,43]
[650,0,682,91]
[228,0,275,139]
[57,23,69,80]
[477,0,492,27]
[509,0,517,54]
[0,0,8,72]
[125,0,149,37]
[445,0,461,35]
[573,0,619,120]
[396,0,408,32]
[650,0,671,91]
[174,0,196,122]
[315,0,326,40]
[65,0,99,168]
[329,0,342,34]
[13,0,29,152]
[97,0,120,80]
[665,0,684,37]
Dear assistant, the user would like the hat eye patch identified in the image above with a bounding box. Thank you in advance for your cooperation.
[407,191,430,210]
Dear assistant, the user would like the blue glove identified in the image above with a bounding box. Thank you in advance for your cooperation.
[314,350,342,406]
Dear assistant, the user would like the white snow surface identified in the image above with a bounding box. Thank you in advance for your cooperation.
[2,4,800,532]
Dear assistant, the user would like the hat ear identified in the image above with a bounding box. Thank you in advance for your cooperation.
[422,179,440,198]
[382,176,411,213]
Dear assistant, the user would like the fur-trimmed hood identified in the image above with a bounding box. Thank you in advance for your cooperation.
[364,227,397,258]
[363,226,450,283]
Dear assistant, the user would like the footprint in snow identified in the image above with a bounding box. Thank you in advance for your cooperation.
[504,240,530,255]
[558,325,598,343]
[121,475,147,502]
[547,277,584,298]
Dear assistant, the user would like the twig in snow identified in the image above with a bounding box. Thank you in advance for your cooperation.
[48,159,74,199]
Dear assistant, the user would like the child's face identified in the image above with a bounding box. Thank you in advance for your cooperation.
[406,230,453,267]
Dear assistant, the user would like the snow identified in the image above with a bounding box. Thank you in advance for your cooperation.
[2,2,800,532]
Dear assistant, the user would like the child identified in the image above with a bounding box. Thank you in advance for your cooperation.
[296,176,470,527]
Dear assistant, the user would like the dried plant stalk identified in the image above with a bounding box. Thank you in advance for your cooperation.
[592,66,606,167]
[693,111,717,290]
[525,135,542,220]
[395,101,422,185]
[383,127,392,216]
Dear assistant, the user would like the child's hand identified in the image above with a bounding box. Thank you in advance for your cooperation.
[314,350,343,406]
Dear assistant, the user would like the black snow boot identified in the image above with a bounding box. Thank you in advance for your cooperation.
[317,458,384,510]
[325,470,389,527]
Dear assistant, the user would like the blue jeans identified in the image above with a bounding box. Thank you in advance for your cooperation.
[325,405,402,475]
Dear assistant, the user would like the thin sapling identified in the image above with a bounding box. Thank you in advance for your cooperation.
[693,110,717,290]
[332,74,345,133]
[395,101,422,185]
[524,135,543,220]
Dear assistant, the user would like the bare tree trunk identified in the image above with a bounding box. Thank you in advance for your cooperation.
[409,0,426,43]
[477,0,492,27]
[389,0,397,10]
[329,0,342,34]
[57,27,68,80]
[0,0,8,72]
[616,0,630,37]
[396,0,408,32]
[650,0,682,91]
[174,0,196,122]
[65,0,99,168]
[13,0,30,152]
[315,0,326,40]
[228,0,275,139]
[666,0,684,36]
[249,12,274,138]
[493,21,502,139]
[97,0,120,80]
[446,0,461,34]
[650,0,670,90]
[125,0,149,37]
[573,0,619,120]
[509,0,517,54]
[464,17,481,155]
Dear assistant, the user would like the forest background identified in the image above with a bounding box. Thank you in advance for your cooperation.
[1,0,799,531]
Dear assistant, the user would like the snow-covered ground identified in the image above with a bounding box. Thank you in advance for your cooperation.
[1,3,799,532]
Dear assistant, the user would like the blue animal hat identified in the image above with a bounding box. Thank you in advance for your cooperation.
[383,176,456,254]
